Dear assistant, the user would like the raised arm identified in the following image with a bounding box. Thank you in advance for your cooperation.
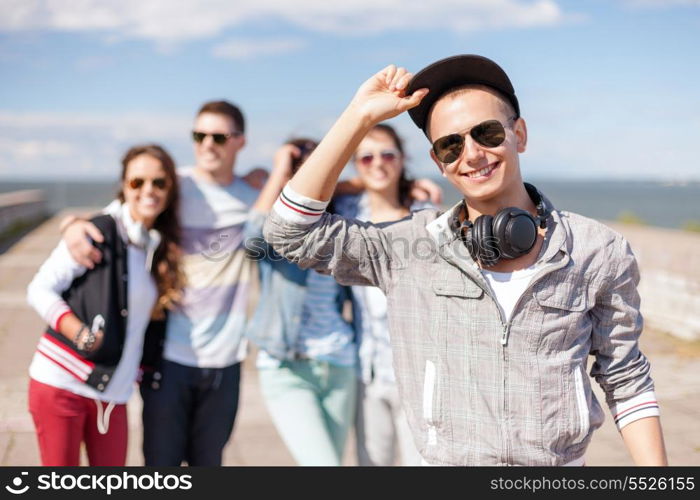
[289,65,428,201]
[252,144,297,214]
[263,66,430,290]
[244,144,298,247]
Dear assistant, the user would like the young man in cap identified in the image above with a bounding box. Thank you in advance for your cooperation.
[263,55,667,465]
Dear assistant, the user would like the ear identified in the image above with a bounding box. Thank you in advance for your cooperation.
[238,134,247,151]
[429,149,447,177]
[514,117,527,153]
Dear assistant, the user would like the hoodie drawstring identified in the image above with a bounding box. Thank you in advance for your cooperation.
[94,400,116,435]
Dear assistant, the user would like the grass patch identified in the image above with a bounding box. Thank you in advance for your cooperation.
[616,210,646,225]
[681,220,700,233]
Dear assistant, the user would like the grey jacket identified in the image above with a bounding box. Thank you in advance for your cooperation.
[263,190,654,465]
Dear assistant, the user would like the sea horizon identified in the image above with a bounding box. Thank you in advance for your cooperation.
[2,177,699,232]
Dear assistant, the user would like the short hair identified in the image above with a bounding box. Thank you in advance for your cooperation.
[197,100,245,134]
[427,84,516,138]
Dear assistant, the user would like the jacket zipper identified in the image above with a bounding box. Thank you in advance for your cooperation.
[468,251,571,465]
[473,276,512,465]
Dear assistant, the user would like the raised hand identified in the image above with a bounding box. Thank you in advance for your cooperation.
[349,65,429,125]
[242,168,270,190]
[272,143,301,179]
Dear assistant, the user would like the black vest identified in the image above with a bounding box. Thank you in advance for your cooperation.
[44,214,165,392]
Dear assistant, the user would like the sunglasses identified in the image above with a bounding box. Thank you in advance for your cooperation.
[126,177,169,190]
[356,149,401,166]
[192,130,242,145]
[432,118,515,164]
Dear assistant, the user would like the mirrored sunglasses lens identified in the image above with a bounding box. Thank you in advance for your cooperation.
[472,120,506,147]
[434,134,464,163]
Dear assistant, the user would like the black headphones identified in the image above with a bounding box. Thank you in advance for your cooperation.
[457,183,550,267]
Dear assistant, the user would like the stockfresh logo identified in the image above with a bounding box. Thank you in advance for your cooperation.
[5,472,29,495]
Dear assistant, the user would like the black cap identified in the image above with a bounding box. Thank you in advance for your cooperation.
[406,54,520,135]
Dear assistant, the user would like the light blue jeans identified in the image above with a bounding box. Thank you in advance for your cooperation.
[258,359,357,466]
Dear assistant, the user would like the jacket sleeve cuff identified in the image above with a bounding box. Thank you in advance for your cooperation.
[48,301,73,331]
[272,183,329,225]
[610,390,660,431]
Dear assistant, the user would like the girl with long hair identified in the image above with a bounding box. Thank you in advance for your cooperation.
[26,144,183,465]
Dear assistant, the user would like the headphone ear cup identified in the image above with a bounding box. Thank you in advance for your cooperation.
[492,208,516,260]
[474,214,499,266]
[495,208,537,259]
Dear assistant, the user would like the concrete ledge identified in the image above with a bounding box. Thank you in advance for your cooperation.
[605,221,700,341]
[0,190,47,241]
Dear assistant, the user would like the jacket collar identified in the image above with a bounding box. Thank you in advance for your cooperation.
[425,188,569,273]
[111,202,162,271]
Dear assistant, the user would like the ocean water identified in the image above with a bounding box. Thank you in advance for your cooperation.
[2,178,700,230]
[1,180,119,214]
[437,178,700,230]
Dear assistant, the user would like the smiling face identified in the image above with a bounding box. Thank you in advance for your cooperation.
[193,112,245,180]
[122,153,171,227]
[354,129,404,196]
[427,87,527,207]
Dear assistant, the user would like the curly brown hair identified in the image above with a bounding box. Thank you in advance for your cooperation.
[117,144,184,319]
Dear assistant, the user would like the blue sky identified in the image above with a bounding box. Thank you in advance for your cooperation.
[1,0,699,181]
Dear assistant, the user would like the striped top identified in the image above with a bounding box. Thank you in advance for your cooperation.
[163,168,259,368]
[256,269,356,368]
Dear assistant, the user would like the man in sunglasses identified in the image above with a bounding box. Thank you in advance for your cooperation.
[61,100,259,466]
[263,55,667,465]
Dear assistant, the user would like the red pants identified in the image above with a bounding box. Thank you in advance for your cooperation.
[28,378,128,466]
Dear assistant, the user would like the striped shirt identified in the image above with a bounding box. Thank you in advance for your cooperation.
[163,168,259,368]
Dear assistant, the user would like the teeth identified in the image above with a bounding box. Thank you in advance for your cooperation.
[466,164,496,178]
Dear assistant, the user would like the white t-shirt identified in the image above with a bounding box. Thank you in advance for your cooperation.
[480,264,540,322]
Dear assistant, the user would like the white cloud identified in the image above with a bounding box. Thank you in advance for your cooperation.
[0,110,335,179]
[0,138,76,161]
[0,111,192,178]
[212,37,306,60]
[0,111,189,138]
[622,0,700,7]
[0,0,570,43]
